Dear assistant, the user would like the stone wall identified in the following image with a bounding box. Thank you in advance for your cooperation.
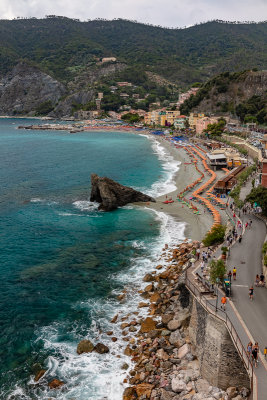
[189,297,250,390]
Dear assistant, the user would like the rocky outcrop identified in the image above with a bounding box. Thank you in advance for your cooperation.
[0,62,66,115]
[90,173,155,211]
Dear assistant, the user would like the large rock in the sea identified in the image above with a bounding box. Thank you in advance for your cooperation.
[94,343,110,354]
[90,174,155,211]
[77,339,94,354]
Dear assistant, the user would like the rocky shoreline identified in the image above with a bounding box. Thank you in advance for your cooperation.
[108,240,250,400]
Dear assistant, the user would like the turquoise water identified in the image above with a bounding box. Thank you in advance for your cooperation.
[0,119,184,399]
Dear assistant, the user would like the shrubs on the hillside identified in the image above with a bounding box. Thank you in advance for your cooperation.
[203,224,226,247]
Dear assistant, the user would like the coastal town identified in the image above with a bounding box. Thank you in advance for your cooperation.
[1,11,267,400]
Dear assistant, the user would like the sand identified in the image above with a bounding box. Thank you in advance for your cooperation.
[138,134,215,241]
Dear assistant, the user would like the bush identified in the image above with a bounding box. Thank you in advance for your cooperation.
[209,259,227,284]
[203,224,226,247]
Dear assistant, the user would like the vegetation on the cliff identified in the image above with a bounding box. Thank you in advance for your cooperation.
[204,118,226,136]
[203,224,226,247]
[0,18,266,86]
[180,70,267,125]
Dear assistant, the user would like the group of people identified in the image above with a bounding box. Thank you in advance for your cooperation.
[247,342,260,367]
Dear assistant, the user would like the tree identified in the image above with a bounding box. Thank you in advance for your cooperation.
[204,119,226,136]
[209,259,227,284]
[203,224,226,247]
[121,113,140,123]
[246,186,267,216]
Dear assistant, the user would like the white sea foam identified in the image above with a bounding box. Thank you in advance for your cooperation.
[73,200,99,212]
[19,210,185,400]
[30,198,58,205]
[138,135,181,198]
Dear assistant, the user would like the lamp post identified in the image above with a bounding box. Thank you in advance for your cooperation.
[215,278,220,312]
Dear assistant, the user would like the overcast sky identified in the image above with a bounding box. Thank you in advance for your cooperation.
[0,0,266,27]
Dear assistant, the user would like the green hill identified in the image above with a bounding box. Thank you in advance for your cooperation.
[0,17,267,85]
[180,70,267,124]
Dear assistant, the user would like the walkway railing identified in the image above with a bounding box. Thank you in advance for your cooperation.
[185,270,254,387]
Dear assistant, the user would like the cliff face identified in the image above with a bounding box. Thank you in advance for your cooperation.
[189,297,250,390]
[193,70,267,114]
[0,62,66,115]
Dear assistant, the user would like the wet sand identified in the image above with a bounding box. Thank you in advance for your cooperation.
[139,135,214,241]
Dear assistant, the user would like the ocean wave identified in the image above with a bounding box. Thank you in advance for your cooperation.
[17,211,185,400]
[30,198,58,205]
[73,200,99,212]
[138,136,181,198]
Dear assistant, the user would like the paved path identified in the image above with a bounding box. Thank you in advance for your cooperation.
[186,211,267,399]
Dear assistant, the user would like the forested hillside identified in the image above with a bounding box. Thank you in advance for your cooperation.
[0,17,267,85]
[180,70,267,124]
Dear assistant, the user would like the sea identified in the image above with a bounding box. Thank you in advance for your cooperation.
[0,118,185,400]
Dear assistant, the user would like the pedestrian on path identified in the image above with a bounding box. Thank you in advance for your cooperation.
[227,270,232,282]
[264,346,267,359]
[249,219,253,228]
[233,267,237,280]
[247,342,252,359]
[221,295,227,311]
[249,286,254,300]
[255,274,260,287]
[238,235,242,243]
[252,343,259,367]
[196,248,200,260]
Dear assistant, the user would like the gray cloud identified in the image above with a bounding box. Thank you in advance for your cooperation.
[0,0,266,27]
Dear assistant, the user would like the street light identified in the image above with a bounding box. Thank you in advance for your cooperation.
[215,277,220,312]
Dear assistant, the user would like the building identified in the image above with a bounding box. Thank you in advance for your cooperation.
[177,88,199,108]
[207,148,247,170]
[196,117,218,135]
[174,115,188,130]
[189,113,205,130]
[120,93,130,98]
[102,57,117,63]
[117,82,132,87]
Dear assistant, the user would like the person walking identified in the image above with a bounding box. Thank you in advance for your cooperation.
[233,267,237,280]
[227,270,232,282]
[247,342,252,359]
[252,344,258,367]
[260,273,265,286]
[255,274,260,287]
[196,248,200,260]
[221,295,227,311]
[238,235,242,243]
[249,286,254,301]
[264,346,267,359]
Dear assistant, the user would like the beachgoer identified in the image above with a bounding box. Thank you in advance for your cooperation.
[247,342,252,359]
[221,295,227,311]
[249,286,254,300]
[252,345,258,367]
[233,267,237,280]
[255,274,260,287]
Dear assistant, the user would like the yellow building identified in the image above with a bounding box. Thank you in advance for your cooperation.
[189,112,205,129]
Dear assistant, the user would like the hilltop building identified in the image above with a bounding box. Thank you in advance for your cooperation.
[102,57,117,63]
[177,88,199,108]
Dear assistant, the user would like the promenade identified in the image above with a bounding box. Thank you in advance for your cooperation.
[172,142,267,399]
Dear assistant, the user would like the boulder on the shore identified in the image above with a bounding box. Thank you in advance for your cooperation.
[94,343,110,354]
[48,379,64,389]
[90,173,155,211]
[77,339,94,354]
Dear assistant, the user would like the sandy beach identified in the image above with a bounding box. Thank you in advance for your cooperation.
[139,134,214,241]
